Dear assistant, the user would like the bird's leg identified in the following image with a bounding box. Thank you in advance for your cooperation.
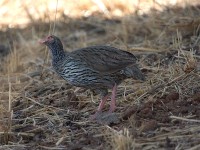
[97,95,109,111]
[109,84,117,113]
[90,94,109,120]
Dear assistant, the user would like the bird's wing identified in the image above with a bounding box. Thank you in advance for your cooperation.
[68,46,137,74]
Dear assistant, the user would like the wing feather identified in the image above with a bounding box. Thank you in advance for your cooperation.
[68,46,137,74]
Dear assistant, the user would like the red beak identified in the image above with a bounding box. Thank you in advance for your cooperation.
[39,35,54,44]
[38,37,48,44]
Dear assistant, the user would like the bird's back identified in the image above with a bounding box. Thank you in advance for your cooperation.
[68,45,137,74]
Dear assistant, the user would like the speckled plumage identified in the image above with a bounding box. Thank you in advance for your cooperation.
[40,35,145,119]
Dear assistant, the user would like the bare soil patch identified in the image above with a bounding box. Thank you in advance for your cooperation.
[0,1,200,149]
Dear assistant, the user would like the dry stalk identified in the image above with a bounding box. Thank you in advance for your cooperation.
[106,126,136,150]
[170,116,200,123]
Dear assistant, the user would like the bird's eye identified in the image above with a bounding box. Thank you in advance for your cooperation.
[47,36,53,41]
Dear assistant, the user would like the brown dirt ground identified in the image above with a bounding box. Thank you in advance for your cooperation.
[1,1,200,150]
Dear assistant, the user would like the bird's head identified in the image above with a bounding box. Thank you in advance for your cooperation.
[39,35,64,50]
[39,35,59,45]
[39,35,64,58]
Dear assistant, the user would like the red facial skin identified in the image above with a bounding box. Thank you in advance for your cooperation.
[39,35,54,44]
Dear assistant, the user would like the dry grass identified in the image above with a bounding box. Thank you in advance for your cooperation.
[0,0,200,149]
[107,127,136,150]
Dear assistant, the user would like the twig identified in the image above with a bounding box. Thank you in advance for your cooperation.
[56,136,65,146]
[0,132,34,137]
[25,96,45,107]
[39,145,66,150]
[170,116,200,123]
[52,0,59,34]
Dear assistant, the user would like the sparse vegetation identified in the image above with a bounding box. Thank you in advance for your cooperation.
[0,0,200,149]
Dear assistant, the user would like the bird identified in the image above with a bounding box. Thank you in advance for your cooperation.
[39,35,145,119]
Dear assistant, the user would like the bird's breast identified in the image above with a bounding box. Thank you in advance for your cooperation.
[52,60,95,86]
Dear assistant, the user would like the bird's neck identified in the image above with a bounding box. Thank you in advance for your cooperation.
[48,43,65,62]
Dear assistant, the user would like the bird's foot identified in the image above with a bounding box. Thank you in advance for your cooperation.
[90,111,120,125]
[108,107,116,114]
[89,111,102,120]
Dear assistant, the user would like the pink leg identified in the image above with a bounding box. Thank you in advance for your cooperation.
[90,94,109,120]
[97,94,109,111]
[109,84,117,113]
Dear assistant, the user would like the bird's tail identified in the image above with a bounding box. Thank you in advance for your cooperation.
[122,64,145,81]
